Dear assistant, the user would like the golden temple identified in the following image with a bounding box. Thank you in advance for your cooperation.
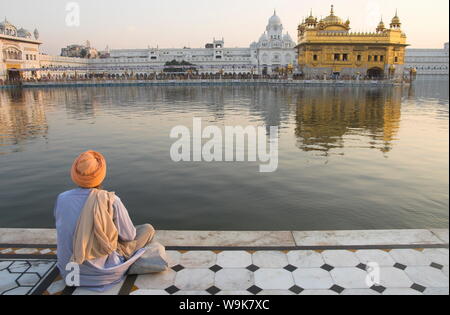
[297,5,408,80]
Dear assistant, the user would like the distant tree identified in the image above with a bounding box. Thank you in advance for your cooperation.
[164,60,197,73]
[80,49,88,58]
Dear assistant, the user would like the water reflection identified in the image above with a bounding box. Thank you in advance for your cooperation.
[0,85,405,157]
[0,84,444,159]
[7,86,294,125]
[0,82,448,230]
[409,79,449,103]
[0,89,49,154]
[294,87,402,156]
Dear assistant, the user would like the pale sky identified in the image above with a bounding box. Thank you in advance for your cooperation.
[2,0,449,55]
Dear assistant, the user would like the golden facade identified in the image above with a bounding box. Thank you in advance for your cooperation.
[297,6,408,79]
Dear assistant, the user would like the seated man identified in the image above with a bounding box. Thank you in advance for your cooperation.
[54,150,155,290]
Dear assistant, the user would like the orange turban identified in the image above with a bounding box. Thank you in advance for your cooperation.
[71,151,107,188]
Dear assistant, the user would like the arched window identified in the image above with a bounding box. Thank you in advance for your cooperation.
[3,47,22,60]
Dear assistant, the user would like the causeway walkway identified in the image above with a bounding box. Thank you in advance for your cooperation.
[0,229,448,295]
[0,79,406,89]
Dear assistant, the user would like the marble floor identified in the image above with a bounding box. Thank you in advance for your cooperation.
[1,246,448,295]
[0,259,57,295]
[1,229,448,295]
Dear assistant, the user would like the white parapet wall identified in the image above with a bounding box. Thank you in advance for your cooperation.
[0,228,447,247]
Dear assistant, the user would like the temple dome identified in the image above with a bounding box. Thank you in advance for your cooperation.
[391,14,400,24]
[376,19,386,32]
[390,10,401,29]
[18,28,32,38]
[320,5,350,31]
[269,11,282,25]
[0,18,13,28]
[283,32,293,42]
[323,5,343,24]
[0,18,18,36]
[259,32,268,41]
[305,11,317,25]
[323,14,343,25]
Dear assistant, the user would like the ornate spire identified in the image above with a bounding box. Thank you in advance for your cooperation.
[330,5,335,15]
[390,9,401,29]
[377,17,386,33]
[305,9,317,26]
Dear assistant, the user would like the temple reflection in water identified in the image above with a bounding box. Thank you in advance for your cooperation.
[0,89,49,154]
[294,87,401,156]
[0,85,403,157]
[1,83,448,231]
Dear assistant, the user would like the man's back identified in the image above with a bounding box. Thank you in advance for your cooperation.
[54,188,144,289]
[55,188,90,273]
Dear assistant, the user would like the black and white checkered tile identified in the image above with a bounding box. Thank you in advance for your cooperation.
[129,249,449,296]
[0,246,448,295]
[0,260,57,295]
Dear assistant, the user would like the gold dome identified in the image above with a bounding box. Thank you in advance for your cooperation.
[392,13,400,24]
[390,10,401,28]
[377,18,386,32]
[320,5,350,31]
[323,5,344,25]
[305,11,317,24]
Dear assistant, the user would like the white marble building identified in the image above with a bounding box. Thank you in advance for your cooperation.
[406,43,449,76]
[107,12,296,75]
[109,38,256,74]
[250,11,297,74]
[4,14,449,81]
[1,12,297,80]
[0,18,41,81]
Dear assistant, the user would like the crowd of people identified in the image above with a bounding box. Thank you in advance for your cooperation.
[1,71,409,85]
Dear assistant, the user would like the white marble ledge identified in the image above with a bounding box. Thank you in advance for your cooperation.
[154,230,296,247]
[0,229,296,247]
[292,229,448,247]
[0,229,56,245]
[430,229,449,244]
[0,228,448,247]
